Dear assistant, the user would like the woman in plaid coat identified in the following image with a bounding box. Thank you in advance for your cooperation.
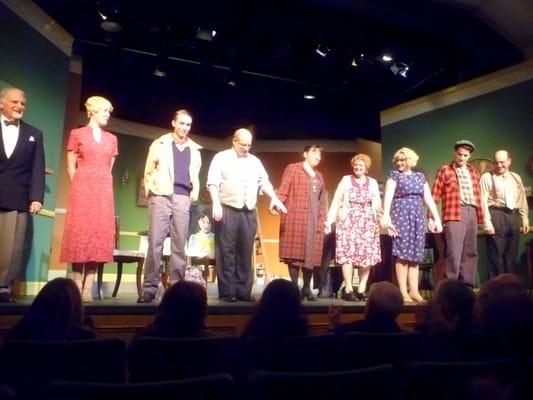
[274,145,327,301]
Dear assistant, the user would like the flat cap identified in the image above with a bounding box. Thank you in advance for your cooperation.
[454,139,475,152]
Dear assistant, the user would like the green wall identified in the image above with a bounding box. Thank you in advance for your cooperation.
[382,79,533,284]
[0,4,70,283]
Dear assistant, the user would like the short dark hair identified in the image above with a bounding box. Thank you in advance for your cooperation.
[173,109,192,120]
[303,144,323,153]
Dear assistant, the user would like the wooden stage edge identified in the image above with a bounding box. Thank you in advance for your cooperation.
[0,294,424,345]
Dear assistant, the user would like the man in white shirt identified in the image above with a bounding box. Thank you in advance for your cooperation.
[0,87,45,302]
[207,128,286,302]
[480,150,529,278]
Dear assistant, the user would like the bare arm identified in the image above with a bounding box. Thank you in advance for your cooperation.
[423,182,442,233]
[66,150,77,182]
[382,178,399,236]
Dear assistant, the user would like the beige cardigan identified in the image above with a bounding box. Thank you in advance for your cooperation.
[144,133,202,202]
[326,175,381,226]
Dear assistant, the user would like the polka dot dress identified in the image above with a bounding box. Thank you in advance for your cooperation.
[388,170,426,263]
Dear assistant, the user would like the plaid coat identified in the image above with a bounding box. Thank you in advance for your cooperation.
[432,162,483,223]
[276,162,327,266]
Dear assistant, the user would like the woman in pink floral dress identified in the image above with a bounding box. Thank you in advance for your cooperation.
[60,96,118,302]
[326,154,381,301]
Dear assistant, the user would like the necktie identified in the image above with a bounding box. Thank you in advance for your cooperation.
[3,119,19,127]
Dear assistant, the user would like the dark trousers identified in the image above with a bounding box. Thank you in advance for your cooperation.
[444,205,478,285]
[0,210,28,290]
[215,205,257,298]
[486,207,521,278]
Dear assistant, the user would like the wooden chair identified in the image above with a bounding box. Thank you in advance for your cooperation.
[96,216,145,299]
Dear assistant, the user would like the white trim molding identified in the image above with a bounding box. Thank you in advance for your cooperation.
[381,60,533,126]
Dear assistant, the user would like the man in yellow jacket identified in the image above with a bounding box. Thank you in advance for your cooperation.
[138,109,202,303]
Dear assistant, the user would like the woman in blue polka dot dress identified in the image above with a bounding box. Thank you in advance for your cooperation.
[382,147,442,303]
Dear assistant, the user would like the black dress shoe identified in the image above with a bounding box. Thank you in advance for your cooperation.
[341,291,357,302]
[219,296,238,303]
[355,292,368,301]
[137,292,156,303]
[301,288,317,301]
[237,295,256,302]
[0,293,15,303]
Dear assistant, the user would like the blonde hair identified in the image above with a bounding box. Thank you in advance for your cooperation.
[351,153,372,170]
[85,96,113,117]
[392,147,419,168]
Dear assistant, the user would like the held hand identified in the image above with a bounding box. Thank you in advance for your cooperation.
[324,222,331,235]
[269,199,280,216]
[484,226,495,235]
[432,220,443,234]
[29,201,43,214]
[386,224,400,238]
[212,203,223,222]
[271,197,287,214]
[428,218,435,232]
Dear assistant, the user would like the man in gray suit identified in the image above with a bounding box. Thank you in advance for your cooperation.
[0,87,45,302]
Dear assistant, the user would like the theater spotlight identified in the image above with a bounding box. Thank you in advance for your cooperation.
[390,62,409,78]
[97,1,122,32]
[315,44,330,57]
[195,27,217,42]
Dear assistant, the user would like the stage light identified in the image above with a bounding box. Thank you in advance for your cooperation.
[382,54,393,62]
[303,87,316,100]
[315,44,330,57]
[390,62,409,78]
[351,57,358,67]
[195,27,216,42]
[97,1,122,32]
[153,67,167,78]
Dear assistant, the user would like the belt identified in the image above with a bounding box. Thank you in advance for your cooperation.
[489,206,518,214]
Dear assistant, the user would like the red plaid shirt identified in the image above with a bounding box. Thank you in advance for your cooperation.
[431,162,483,223]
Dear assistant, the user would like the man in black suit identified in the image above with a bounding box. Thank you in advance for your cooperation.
[0,87,45,302]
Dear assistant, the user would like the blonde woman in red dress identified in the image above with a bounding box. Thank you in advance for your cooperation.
[60,96,118,302]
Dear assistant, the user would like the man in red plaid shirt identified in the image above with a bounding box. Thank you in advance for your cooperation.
[430,140,483,286]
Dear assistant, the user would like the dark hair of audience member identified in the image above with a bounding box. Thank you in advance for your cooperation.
[365,281,403,321]
[137,281,212,338]
[429,279,475,334]
[242,279,308,339]
[474,273,532,356]
[5,277,93,342]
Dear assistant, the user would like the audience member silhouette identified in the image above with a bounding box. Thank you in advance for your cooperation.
[330,281,404,335]
[418,279,477,361]
[135,281,213,338]
[4,277,94,342]
[242,279,308,339]
[474,273,532,359]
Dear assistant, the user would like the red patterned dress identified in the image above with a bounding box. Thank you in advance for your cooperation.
[60,126,118,263]
[335,176,381,267]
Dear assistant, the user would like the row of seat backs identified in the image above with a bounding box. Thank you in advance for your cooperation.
[0,336,527,399]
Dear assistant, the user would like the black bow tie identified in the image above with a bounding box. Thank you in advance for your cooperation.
[3,119,19,127]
